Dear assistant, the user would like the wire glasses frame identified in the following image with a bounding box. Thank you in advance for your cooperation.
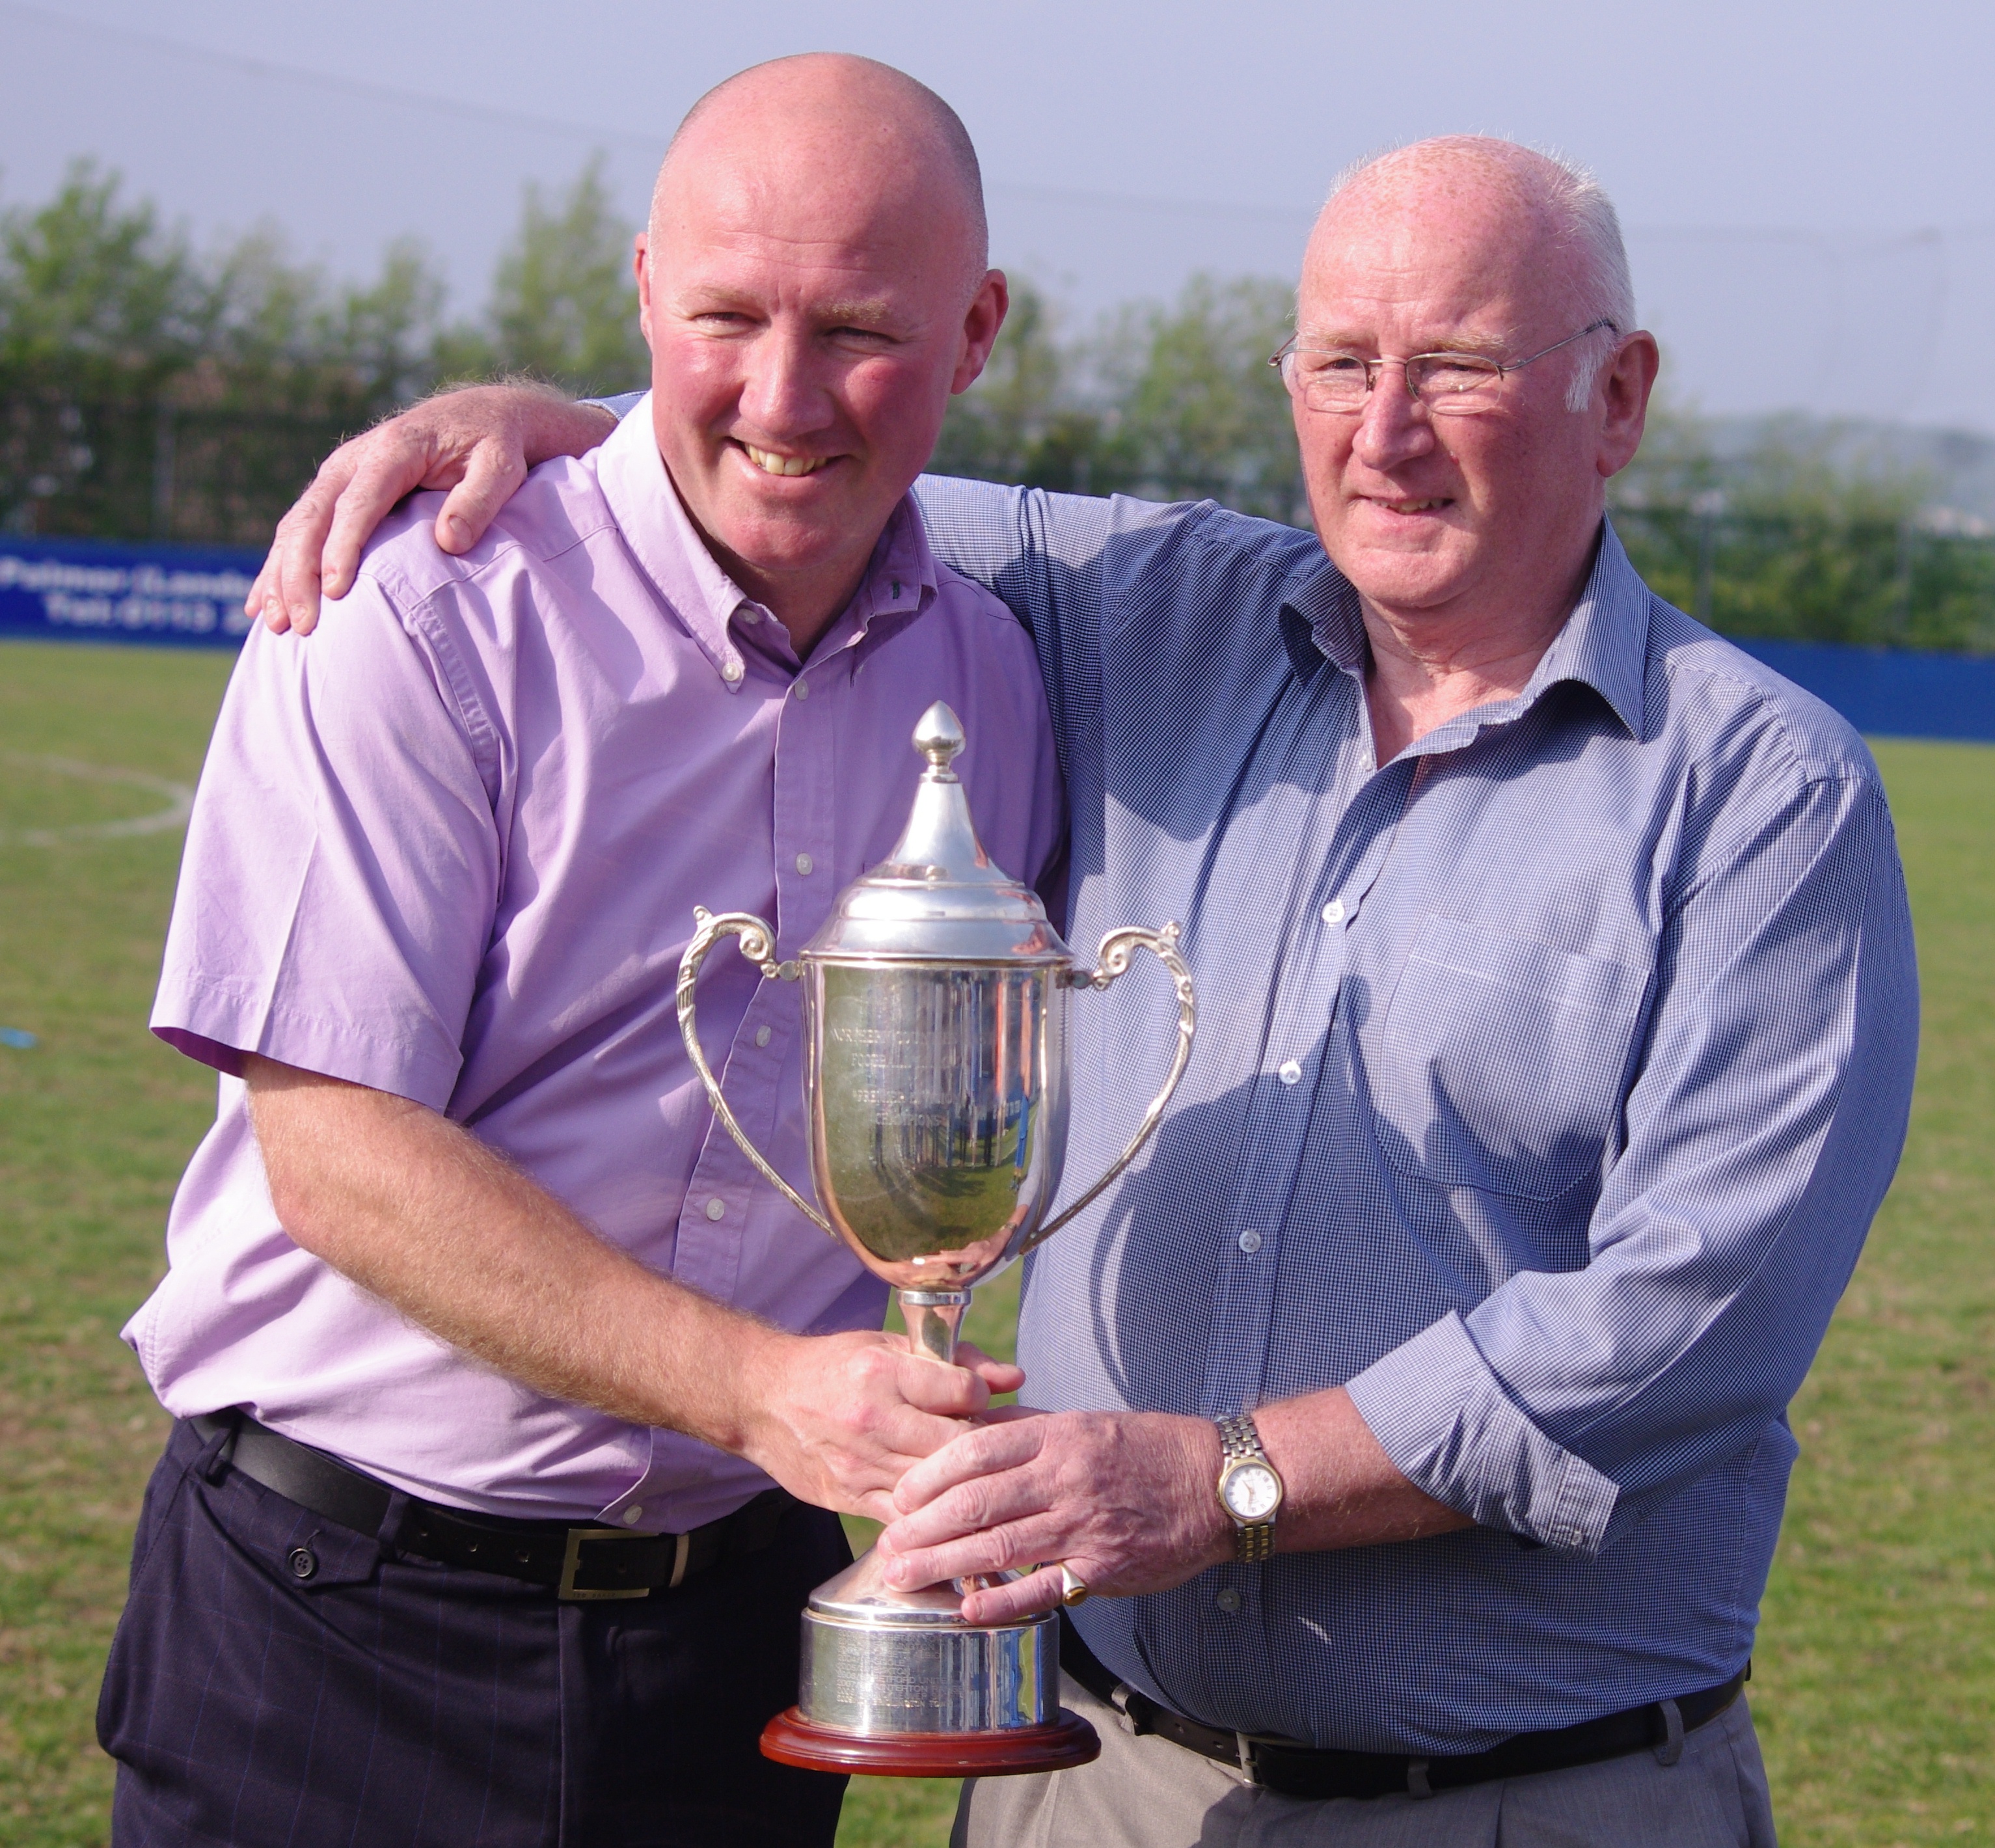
[1269,318,1619,414]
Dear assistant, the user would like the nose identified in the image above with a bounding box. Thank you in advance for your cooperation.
[1350,362,1435,472]
[737,325,834,441]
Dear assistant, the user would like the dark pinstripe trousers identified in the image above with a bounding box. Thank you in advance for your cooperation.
[98,1419,849,1847]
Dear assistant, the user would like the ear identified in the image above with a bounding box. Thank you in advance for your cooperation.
[634,234,657,353]
[1597,331,1660,479]
[949,271,1011,396]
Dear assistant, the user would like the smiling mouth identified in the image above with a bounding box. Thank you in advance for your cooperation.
[1368,497,1450,515]
[741,443,831,478]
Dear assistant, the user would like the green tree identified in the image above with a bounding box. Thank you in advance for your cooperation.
[1092,274,1302,521]
[209,230,443,415]
[0,159,210,390]
[441,156,647,397]
[0,160,448,538]
[932,271,1305,520]
[930,280,1105,490]
[1612,405,1995,653]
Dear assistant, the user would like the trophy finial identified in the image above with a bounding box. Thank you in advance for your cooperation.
[913,701,966,774]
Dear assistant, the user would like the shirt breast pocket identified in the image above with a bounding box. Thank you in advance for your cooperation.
[1370,914,1650,1203]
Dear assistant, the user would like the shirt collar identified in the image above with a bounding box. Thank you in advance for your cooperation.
[1277,515,1651,746]
[593,392,939,683]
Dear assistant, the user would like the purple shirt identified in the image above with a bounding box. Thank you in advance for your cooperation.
[133,399,1065,1530]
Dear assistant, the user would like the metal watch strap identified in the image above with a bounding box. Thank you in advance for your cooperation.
[1215,1412,1277,1562]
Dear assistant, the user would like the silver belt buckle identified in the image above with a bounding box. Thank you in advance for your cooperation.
[558,1525,670,1602]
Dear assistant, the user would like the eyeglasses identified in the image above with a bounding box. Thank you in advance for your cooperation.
[1269,318,1618,415]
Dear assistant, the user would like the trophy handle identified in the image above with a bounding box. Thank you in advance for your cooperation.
[1024,921,1197,1251]
[675,906,835,1238]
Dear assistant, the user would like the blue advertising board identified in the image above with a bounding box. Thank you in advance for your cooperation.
[1730,637,1995,744]
[0,535,262,650]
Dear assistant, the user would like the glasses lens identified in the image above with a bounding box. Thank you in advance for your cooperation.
[1407,354,1503,414]
[1288,351,1371,411]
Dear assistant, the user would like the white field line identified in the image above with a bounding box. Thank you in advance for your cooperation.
[0,753,197,846]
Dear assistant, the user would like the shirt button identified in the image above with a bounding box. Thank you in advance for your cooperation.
[721,658,744,683]
[621,1504,644,1527]
[1322,898,1345,925]
[1278,1059,1303,1085]
[1216,1588,1242,1614]
[705,1197,726,1221]
[792,678,811,700]
[1237,1230,1262,1255]
[795,852,814,875]
[755,1025,772,1048]
[739,607,761,623]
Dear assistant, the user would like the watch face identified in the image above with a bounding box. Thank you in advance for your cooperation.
[1223,1461,1281,1521]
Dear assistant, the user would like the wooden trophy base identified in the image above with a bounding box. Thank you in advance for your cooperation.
[761,1706,1102,1778]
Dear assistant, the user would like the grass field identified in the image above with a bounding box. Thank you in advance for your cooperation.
[0,635,1988,1846]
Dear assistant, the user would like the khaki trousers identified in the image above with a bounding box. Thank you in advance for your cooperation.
[955,1674,1777,1848]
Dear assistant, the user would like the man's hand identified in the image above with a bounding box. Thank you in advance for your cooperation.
[245,1054,1020,1521]
[877,1409,1232,1624]
[877,1388,1472,1623]
[249,384,618,638]
[735,1333,1023,1523]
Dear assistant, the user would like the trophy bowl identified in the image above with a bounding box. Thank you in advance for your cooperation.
[678,701,1195,1777]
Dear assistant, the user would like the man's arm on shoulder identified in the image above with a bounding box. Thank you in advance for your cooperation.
[250,382,620,637]
[243,1056,1013,1520]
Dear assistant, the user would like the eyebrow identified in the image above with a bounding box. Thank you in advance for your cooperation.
[809,299,910,330]
[669,285,916,334]
[1296,331,1515,357]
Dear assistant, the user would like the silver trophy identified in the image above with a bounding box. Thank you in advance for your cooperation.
[677,701,1195,1778]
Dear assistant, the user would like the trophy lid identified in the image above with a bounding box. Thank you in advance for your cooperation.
[804,703,1070,964]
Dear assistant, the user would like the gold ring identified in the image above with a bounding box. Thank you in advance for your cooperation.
[1059,1562,1090,1607]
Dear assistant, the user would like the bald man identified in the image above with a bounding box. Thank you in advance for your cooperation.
[245,135,1916,1845]
[100,57,1064,1848]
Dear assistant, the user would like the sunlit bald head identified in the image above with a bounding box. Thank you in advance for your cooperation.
[629,53,1007,647]
[1307,137,1633,405]
[650,53,988,301]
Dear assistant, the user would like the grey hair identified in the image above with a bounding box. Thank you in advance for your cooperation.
[1323,137,1635,412]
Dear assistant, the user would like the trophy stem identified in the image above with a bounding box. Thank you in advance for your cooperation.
[899,1288,972,1366]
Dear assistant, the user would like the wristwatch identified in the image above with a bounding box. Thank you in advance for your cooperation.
[1214,1413,1284,1562]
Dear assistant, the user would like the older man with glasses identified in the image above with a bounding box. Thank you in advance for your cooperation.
[249,135,1918,1847]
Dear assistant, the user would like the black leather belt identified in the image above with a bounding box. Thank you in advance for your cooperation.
[1058,1612,1747,1800]
[189,1410,797,1601]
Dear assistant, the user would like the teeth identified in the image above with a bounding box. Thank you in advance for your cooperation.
[744,445,827,478]
[1382,499,1445,513]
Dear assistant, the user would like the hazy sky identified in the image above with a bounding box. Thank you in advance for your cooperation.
[5,0,1992,431]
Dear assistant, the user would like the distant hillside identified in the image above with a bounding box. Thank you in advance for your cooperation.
[1698,414,1995,532]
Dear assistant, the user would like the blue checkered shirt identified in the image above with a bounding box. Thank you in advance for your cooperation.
[910,477,1919,1754]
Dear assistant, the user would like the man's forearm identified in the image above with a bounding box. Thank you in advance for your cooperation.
[243,1054,774,1452]
[241,1056,1022,1525]
[1256,1386,1474,1553]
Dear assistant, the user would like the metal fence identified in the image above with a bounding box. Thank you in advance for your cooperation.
[1,394,360,549]
[1609,500,1995,657]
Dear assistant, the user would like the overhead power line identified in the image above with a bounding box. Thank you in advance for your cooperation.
[0,0,666,152]
[6,1,1994,243]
